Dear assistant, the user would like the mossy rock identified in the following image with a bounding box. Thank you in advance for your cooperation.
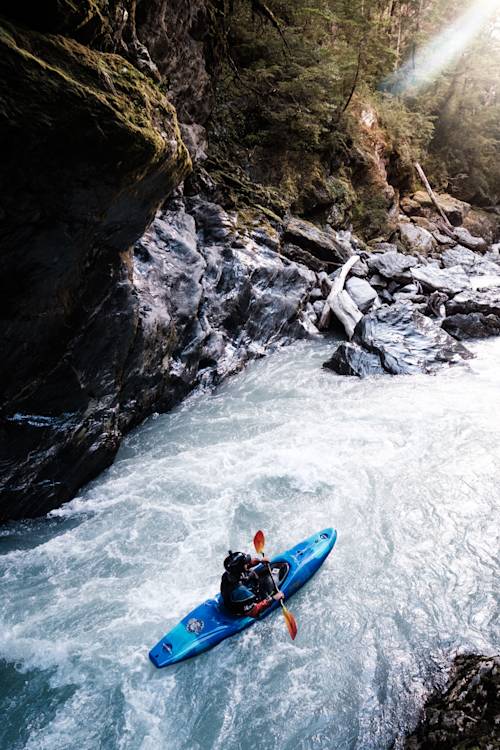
[0,19,190,404]
[351,190,394,240]
[0,21,189,176]
[205,153,289,218]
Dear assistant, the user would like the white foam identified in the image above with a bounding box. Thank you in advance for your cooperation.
[2,338,500,748]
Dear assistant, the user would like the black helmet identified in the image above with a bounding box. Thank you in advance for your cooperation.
[224,550,251,576]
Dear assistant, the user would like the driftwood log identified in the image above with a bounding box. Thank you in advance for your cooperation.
[414,161,453,229]
[318,255,362,338]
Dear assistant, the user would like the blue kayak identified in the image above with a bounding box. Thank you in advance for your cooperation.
[149,527,337,668]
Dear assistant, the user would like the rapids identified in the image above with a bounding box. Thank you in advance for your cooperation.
[1,337,499,750]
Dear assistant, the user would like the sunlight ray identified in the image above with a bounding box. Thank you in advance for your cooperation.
[383,0,500,93]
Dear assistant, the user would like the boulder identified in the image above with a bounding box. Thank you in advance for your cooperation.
[323,342,385,377]
[452,226,488,252]
[441,245,478,270]
[280,243,326,272]
[403,654,500,750]
[345,277,379,313]
[463,207,500,243]
[485,248,500,264]
[412,216,439,233]
[369,273,388,288]
[283,217,353,266]
[367,250,418,281]
[441,246,500,283]
[407,191,471,226]
[393,292,427,304]
[379,289,394,305]
[442,312,500,340]
[433,231,456,247]
[470,275,500,291]
[348,257,370,278]
[354,302,472,375]
[411,265,470,294]
[445,288,500,317]
[410,190,433,208]
[400,196,424,216]
[399,222,436,254]
[434,193,471,226]
[426,291,448,318]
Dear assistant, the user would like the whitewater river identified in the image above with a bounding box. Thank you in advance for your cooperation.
[1,337,499,750]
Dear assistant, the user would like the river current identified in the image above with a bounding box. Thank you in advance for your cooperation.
[1,337,499,750]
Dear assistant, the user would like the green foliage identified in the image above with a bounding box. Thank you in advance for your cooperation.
[375,93,435,161]
[210,0,500,221]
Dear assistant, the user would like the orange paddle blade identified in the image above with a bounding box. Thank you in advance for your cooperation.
[253,530,265,555]
[282,604,298,640]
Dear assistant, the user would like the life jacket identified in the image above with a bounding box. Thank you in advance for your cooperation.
[221,572,257,616]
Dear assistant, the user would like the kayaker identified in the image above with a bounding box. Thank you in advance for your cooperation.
[221,550,284,617]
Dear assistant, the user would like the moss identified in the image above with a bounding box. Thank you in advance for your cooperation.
[351,191,392,239]
[205,153,289,218]
[0,20,191,186]
[236,207,281,235]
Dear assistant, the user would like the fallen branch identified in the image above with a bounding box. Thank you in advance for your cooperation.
[318,255,362,338]
[414,162,453,229]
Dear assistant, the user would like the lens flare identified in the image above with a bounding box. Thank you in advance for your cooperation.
[383,0,500,93]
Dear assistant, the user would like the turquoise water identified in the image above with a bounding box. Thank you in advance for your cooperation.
[1,337,499,749]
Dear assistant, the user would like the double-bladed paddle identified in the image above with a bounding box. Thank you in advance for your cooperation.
[253,530,298,640]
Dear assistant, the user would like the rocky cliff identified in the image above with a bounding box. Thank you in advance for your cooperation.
[0,1,322,521]
[0,3,195,520]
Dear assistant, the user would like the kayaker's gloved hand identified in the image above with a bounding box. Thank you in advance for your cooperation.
[273,591,284,602]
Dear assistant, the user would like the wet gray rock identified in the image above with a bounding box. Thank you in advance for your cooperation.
[485,249,500,266]
[309,287,324,302]
[323,342,385,377]
[312,300,325,316]
[433,231,456,247]
[403,654,500,750]
[441,244,477,270]
[426,291,448,318]
[354,303,472,374]
[399,223,436,255]
[445,288,500,317]
[411,264,470,294]
[442,312,500,340]
[452,226,488,252]
[345,277,379,313]
[348,257,369,278]
[367,251,418,282]
[283,217,353,266]
[442,246,500,277]
[324,302,472,377]
[0,199,317,521]
[393,292,427,304]
[369,273,388,288]
[379,289,394,305]
[280,243,326,272]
